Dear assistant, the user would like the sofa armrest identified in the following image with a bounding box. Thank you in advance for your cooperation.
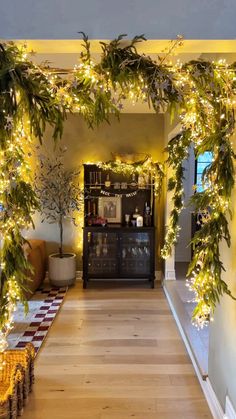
[24,239,46,299]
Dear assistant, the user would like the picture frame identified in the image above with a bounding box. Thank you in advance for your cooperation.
[98,196,122,223]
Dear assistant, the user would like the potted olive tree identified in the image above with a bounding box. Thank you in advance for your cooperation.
[35,149,82,286]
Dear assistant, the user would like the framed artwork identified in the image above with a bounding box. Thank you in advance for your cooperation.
[98,196,122,223]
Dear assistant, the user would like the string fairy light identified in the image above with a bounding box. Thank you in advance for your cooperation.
[97,157,164,198]
[1,36,236,344]
[0,42,63,355]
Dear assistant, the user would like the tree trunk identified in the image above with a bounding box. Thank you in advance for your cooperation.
[59,216,63,258]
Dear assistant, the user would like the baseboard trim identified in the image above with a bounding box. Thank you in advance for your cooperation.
[204,378,225,419]
[224,396,236,419]
[163,283,225,419]
[164,269,176,280]
[155,270,163,281]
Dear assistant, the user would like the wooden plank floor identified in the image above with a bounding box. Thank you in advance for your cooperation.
[23,281,212,419]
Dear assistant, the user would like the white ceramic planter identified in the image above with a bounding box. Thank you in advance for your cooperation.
[48,253,76,287]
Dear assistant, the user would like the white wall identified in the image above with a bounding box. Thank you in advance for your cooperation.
[208,160,236,410]
[26,113,165,269]
[1,0,236,39]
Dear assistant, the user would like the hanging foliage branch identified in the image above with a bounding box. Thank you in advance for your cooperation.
[61,33,120,126]
[98,34,184,115]
[183,60,236,327]
[0,42,65,351]
[95,34,236,327]
[161,131,191,258]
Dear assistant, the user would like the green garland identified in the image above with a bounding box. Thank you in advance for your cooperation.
[0,35,236,337]
[62,33,120,127]
[97,156,164,198]
[0,43,65,350]
[95,35,236,327]
[98,34,183,116]
[184,61,236,327]
[161,131,191,259]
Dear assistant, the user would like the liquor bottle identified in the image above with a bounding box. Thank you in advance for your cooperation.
[95,171,102,189]
[102,236,108,256]
[136,215,143,227]
[130,174,137,189]
[144,173,150,188]
[105,174,111,188]
[96,244,101,257]
[86,200,93,225]
[87,200,91,215]
[92,202,97,216]
[144,202,152,226]
[132,206,140,220]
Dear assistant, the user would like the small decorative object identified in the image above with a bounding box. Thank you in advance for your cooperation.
[125,214,130,226]
[105,174,111,188]
[87,215,107,226]
[130,174,137,189]
[132,206,140,220]
[89,172,96,188]
[136,215,143,227]
[138,173,145,189]
[89,171,93,186]
[111,152,150,164]
[96,244,101,257]
[95,171,102,189]
[114,182,120,189]
[98,196,121,223]
[131,220,136,227]
[121,182,127,189]
[144,202,152,226]
[144,173,150,187]
[90,171,102,189]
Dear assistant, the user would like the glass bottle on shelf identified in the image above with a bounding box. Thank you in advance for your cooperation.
[92,202,97,216]
[87,200,91,215]
[144,173,150,188]
[96,244,101,257]
[136,214,143,227]
[144,202,152,226]
[102,235,108,256]
[138,173,145,189]
[130,173,137,188]
[132,206,140,226]
[133,206,140,219]
[95,172,102,189]
[87,200,94,225]
[105,174,111,188]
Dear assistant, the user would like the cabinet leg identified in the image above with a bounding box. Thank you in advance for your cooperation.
[151,279,155,289]
[83,280,87,289]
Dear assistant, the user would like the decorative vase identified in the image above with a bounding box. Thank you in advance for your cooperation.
[48,253,76,286]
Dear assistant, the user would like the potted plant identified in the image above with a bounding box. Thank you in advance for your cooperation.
[35,148,82,286]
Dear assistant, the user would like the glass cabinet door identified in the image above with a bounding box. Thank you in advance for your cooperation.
[120,232,151,276]
[87,231,118,276]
